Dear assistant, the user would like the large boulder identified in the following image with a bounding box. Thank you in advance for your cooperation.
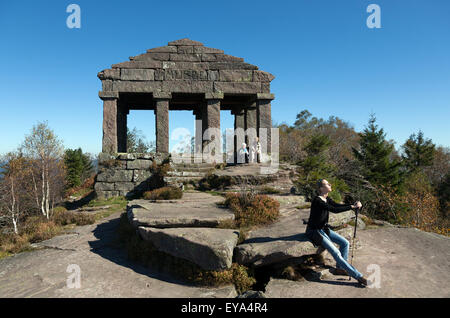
[234,234,317,267]
[138,227,239,271]
[328,210,355,227]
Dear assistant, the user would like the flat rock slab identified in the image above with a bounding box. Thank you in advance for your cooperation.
[138,227,239,271]
[264,227,450,298]
[128,192,234,228]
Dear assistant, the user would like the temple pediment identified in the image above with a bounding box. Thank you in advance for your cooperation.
[98,39,274,95]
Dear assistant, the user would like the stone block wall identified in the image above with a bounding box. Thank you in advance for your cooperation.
[95,152,169,199]
[97,38,275,96]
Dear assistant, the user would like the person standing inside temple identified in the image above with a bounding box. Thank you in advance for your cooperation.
[305,179,370,287]
[238,142,249,164]
[250,137,261,163]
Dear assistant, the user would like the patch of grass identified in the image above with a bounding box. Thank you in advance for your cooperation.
[207,190,226,197]
[0,216,65,258]
[215,163,226,170]
[0,232,33,257]
[87,196,127,208]
[147,160,172,190]
[0,250,12,259]
[216,219,237,229]
[359,214,377,226]
[116,213,256,293]
[90,196,128,221]
[236,228,250,245]
[194,263,256,294]
[281,266,304,281]
[65,175,96,199]
[69,187,92,198]
[296,203,311,209]
[142,187,183,200]
[101,158,123,169]
[53,209,96,226]
[25,219,63,243]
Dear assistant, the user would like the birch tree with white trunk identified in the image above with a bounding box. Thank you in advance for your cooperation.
[21,121,65,219]
[0,152,33,235]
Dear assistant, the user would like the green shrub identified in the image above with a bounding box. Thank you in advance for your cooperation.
[143,186,183,200]
[198,174,233,191]
[224,192,280,227]
[147,160,171,190]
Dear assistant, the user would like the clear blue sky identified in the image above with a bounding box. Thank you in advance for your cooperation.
[1,0,449,155]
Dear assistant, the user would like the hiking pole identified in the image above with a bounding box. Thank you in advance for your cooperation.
[349,206,361,281]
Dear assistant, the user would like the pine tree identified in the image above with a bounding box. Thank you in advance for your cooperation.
[301,133,333,177]
[352,114,403,189]
[402,130,435,173]
[64,148,93,189]
[296,134,348,201]
[127,127,155,153]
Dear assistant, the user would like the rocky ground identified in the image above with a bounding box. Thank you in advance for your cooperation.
[0,208,236,298]
[0,190,448,298]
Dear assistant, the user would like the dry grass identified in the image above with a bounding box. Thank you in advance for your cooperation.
[52,209,96,226]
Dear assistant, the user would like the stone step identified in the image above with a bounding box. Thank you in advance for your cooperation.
[166,171,207,177]
[171,168,214,173]
[164,176,204,183]
[171,163,216,169]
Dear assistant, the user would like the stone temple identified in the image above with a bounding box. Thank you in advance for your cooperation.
[95,38,276,198]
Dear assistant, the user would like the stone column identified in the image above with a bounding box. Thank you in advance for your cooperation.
[154,92,171,154]
[257,93,275,155]
[117,101,128,153]
[193,109,203,155]
[245,101,257,162]
[100,91,119,154]
[203,93,223,163]
[233,108,245,164]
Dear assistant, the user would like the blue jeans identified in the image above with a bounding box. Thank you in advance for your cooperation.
[318,228,363,280]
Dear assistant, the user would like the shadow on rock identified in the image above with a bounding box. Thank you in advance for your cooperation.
[312,278,364,288]
[65,191,96,210]
[88,216,192,286]
[243,233,310,244]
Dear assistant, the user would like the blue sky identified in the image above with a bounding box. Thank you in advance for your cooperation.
[0,0,449,155]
